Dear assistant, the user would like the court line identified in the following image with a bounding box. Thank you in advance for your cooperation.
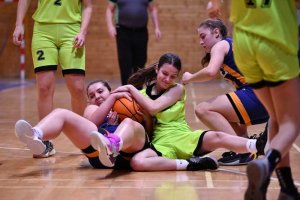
[205,171,214,188]
[0,146,82,155]
[293,143,300,153]
[218,168,300,187]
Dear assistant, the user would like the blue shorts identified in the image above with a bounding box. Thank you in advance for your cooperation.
[226,87,269,125]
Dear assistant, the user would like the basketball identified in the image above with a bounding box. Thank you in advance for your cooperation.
[112,98,143,123]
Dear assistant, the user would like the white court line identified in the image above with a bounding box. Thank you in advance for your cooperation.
[218,168,300,187]
[205,171,214,188]
[293,143,300,153]
[0,146,82,155]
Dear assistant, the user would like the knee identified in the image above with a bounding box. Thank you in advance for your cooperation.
[70,86,85,97]
[195,102,210,119]
[206,131,224,145]
[121,118,136,127]
[130,155,147,171]
[37,82,54,96]
[67,81,85,97]
[52,108,69,115]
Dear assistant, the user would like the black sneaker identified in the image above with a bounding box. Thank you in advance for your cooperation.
[278,191,300,200]
[218,152,257,166]
[245,158,271,200]
[33,141,56,158]
[186,156,219,171]
[251,125,268,156]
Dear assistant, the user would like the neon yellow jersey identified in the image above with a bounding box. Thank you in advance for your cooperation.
[32,0,82,23]
[140,85,204,159]
[230,0,297,54]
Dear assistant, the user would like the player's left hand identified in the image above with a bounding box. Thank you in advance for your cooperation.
[73,33,85,48]
[107,111,119,125]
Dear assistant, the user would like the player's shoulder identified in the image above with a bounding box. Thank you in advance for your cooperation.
[169,83,185,94]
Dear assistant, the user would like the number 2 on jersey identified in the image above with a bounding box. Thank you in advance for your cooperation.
[245,0,272,8]
[54,0,62,6]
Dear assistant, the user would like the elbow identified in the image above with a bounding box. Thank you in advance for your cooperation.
[207,71,218,78]
[143,106,158,116]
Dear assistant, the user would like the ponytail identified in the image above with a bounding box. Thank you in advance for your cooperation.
[128,63,158,88]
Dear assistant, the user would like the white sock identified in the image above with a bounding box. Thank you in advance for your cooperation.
[32,127,43,140]
[176,159,189,170]
[246,139,257,153]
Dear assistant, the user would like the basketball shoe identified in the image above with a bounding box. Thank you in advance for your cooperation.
[251,126,268,156]
[186,156,219,171]
[218,152,257,166]
[218,126,268,166]
[277,191,300,200]
[33,141,56,158]
[90,130,121,167]
[245,158,271,200]
[15,120,46,155]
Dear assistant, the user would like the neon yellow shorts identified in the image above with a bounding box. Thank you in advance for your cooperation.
[32,22,85,74]
[233,29,299,84]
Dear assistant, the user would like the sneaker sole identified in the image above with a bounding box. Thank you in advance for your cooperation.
[33,148,56,158]
[219,160,248,166]
[15,120,46,155]
[90,131,114,167]
[218,153,256,166]
[245,160,268,200]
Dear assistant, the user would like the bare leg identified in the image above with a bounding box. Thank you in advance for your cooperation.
[36,108,97,149]
[201,131,250,153]
[64,74,87,116]
[114,118,146,153]
[254,77,300,167]
[35,71,56,119]
[195,95,245,136]
[130,148,177,171]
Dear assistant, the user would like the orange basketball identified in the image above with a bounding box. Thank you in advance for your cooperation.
[112,98,143,123]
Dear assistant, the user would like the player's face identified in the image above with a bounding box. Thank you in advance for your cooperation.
[156,63,179,91]
[197,26,220,53]
[87,82,111,106]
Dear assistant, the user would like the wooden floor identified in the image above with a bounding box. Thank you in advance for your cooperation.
[0,79,299,200]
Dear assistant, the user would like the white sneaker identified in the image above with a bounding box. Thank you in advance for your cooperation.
[15,120,46,155]
[90,131,119,167]
[33,141,56,158]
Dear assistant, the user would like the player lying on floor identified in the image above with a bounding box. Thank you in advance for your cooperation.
[15,80,217,170]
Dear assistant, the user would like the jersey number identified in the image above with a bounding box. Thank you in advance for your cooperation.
[245,0,272,8]
[54,0,62,6]
[37,50,45,61]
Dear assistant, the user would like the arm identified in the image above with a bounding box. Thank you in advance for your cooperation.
[182,40,229,84]
[84,92,131,126]
[13,0,31,46]
[141,110,154,140]
[148,2,162,40]
[106,1,117,38]
[113,84,184,116]
[73,0,92,48]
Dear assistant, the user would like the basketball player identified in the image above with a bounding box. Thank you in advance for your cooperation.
[13,0,92,158]
[208,0,300,199]
[15,80,149,169]
[181,18,268,166]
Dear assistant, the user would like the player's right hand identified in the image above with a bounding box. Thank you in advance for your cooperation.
[182,72,193,85]
[13,25,24,46]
